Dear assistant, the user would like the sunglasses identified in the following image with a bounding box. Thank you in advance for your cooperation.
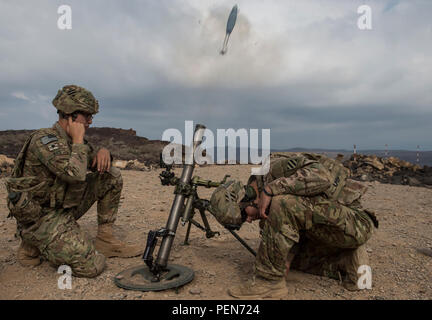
[81,113,93,121]
[71,112,93,121]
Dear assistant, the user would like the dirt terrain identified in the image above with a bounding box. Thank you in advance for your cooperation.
[0,165,431,300]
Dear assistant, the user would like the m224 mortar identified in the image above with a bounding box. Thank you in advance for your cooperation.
[114,124,255,292]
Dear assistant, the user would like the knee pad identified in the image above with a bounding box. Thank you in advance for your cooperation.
[72,253,106,278]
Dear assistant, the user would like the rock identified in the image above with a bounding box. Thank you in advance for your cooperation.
[422,177,432,185]
[336,154,344,162]
[189,287,201,295]
[344,154,431,187]
[112,160,128,169]
[121,159,150,171]
[0,154,14,166]
[416,248,432,258]
[363,157,385,170]
[111,293,127,299]
[130,160,150,171]
[406,177,422,187]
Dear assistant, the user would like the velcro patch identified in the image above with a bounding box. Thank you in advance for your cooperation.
[41,135,58,145]
[286,159,298,170]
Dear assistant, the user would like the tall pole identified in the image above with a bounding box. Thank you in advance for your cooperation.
[417,145,420,164]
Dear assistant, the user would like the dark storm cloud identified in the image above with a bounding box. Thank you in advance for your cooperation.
[0,0,431,150]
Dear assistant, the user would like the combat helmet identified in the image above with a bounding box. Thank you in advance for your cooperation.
[52,85,99,115]
[209,180,257,230]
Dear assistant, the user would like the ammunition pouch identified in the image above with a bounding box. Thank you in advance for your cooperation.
[5,176,46,225]
[62,180,86,209]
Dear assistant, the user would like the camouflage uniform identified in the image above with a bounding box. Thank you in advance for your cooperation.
[251,153,378,286]
[9,122,122,277]
[5,85,126,277]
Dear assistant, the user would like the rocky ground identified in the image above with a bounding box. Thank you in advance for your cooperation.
[0,165,431,300]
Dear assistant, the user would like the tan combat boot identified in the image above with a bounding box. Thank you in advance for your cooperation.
[228,275,287,299]
[17,241,42,267]
[94,223,143,258]
[339,245,370,291]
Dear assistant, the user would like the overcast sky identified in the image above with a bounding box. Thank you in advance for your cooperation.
[0,0,431,150]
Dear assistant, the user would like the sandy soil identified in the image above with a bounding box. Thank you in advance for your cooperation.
[0,165,431,300]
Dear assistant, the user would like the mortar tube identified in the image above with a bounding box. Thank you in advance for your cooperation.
[154,124,206,269]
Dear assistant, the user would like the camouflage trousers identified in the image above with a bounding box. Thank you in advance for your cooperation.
[255,194,374,281]
[19,168,123,277]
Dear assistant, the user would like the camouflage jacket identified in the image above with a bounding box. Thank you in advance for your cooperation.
[252,153,368,206]
[19,122,97,209]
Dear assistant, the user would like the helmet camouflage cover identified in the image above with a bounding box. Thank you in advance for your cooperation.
[52,84,99,115]
[209,180,246,230]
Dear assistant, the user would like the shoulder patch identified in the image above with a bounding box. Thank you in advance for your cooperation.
[40,135,58,145]
[47,143,59,151]
[286,159,298,170]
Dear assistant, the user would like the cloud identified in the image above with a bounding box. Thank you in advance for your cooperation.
[0,0,431,150]
[11,92,32,102]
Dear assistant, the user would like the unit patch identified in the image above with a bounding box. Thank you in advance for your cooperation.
[47,143,59,151]
[41,135,58,145]
[286,159,298,170]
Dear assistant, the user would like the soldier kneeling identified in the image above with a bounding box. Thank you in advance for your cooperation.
[5,85,143,278]
[209,152,379,299]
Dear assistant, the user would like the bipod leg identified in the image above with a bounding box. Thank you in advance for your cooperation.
[227,229,257,257]
[183,221,192,245]
[199,209,220,238]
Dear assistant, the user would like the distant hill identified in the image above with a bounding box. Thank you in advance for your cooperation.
[209,147,432,167]
[272,148,432,167]
[2,127,431,167]
[0,127,169,165]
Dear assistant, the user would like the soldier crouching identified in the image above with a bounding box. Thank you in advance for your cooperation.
[5,85,143,277]
[209,152,379,298]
